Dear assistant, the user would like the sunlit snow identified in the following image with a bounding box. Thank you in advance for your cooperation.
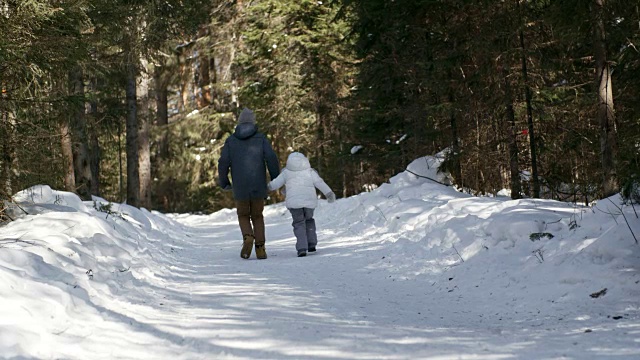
[1,154,638,359]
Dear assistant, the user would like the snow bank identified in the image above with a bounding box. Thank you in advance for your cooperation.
[0,185,189,359]
[314,155,640,322]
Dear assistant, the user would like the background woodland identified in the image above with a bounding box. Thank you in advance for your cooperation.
[1,0,639,217]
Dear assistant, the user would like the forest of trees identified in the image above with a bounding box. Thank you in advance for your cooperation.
[1,0,639,219]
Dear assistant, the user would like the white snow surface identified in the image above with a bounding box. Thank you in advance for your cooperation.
[1,155,639,359]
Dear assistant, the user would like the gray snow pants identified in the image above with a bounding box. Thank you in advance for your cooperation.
[289,208,317,251]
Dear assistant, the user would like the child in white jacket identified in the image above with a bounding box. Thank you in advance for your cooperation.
[268,152,336,257]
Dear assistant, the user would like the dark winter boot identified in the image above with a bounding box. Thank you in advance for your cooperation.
[297,250,307,257]
[241,234,254,259]
[308,247,316,252]
[255,240,267,260]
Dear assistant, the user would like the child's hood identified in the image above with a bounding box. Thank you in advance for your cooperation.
[286,152,311,172]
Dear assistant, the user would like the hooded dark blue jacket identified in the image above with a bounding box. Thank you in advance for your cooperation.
[218,122,280,201]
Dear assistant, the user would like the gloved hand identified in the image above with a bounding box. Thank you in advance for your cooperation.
[222,184,233,192]
[326,191,336,203]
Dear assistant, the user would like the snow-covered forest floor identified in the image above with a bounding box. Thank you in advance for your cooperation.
[1,155,639,359]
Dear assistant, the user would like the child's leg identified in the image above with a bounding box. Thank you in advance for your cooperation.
[289,208,308,251]
[303,208,317,249]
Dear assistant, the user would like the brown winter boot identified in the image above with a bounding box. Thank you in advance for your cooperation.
[241,234,254,259]
[255,240,267,260]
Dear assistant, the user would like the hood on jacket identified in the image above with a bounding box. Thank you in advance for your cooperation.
[286,152,311,171]
[233,122,258,140]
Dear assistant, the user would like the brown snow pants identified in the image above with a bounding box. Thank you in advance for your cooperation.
[236,199,265,245]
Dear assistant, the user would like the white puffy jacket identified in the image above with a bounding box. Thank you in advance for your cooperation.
[268,152,332,209]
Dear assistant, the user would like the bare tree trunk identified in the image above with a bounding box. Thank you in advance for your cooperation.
[594,0,618,197]
[154,66,170,160]
[209,56,218,110]
[90,132,101,196]
[197,27,212,108]
[138,60,152,209]
[60,119,76,192]
[154,63,170,211]
[339,128,347,197]
[1,86,14,197]
[69,66,92,200]
[117,120,125,202]
[88,75,101,196]
[179,52,190,111]
[197,55,212,108]
[503,66,522,199]
[126,51,140,207]
[448,87,462,185]
[4,130,15,196]
[234,0,243,107]
[0,135,7,198]
[520,30,540,198]
[314,92,326,174]
[229,26,240,109]
[446,47,462,187]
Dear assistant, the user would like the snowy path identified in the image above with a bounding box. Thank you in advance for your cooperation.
[91,204,636,360]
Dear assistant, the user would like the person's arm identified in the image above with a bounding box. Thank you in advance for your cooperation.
[263,137,280,180]
[311,169,335,202]
[218,140,232,189]
[268,171,286,191]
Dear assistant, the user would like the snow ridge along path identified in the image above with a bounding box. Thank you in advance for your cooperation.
[1,155,639,359]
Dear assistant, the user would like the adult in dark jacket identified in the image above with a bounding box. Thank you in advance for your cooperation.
[218,108,280,260]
